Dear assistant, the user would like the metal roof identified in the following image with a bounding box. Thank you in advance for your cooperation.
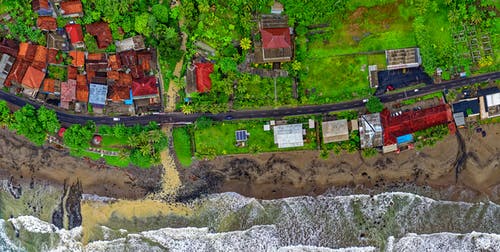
[359,113,383,148]
[453,112,465,126]
[485,93,500,107]
[89,83,108,105]
[322,119,349,143]
[273,124,303,148]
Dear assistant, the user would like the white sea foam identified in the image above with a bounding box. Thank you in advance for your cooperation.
[386,232,500,251]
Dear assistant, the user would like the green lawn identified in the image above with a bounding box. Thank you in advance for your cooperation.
[194,120,317,158]
[99,135,128,151]
[172,127,193,167]
[71,150,130,168]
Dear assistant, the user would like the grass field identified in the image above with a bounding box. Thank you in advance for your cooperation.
[194,120,317,158]
[71,150,130,168]
[172,127,193,167]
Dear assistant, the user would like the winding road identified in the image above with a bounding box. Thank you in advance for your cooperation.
[1,71,499,126]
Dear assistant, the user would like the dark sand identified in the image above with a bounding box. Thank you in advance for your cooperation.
[181,124,500,202]
[0,128,163,199]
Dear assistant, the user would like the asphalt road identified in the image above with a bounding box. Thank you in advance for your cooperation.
[1,71,499,126]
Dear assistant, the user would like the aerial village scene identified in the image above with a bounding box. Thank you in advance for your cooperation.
[0,0,499,251]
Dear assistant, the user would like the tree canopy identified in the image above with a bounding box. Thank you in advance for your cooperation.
[366,97,384,113]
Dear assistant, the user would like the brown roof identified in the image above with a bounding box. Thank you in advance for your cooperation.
[5,59,30,87]
[0,39,19,57]
[107,70,120,80]
[108,54,121,70]
[137,52,152,72]
[87,53,107,62]
[76,76,88,102]
[108,81,130,101]
[119,50,136,67]
[32,46,48,70]
[18,42,37,62]
[85,22,113,49]
[67,66,78,80]
[47,48,63,65]
[37,16,57,31]
[69,50,85,67]
[60,0,83,16]
[21,66,45,89]
[119,72,133,86]
[86,70,95,83]
[32,0,50,11]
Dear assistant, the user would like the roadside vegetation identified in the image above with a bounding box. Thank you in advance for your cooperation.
[414,124,449,149]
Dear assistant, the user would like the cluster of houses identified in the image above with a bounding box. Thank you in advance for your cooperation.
[452,87,500,126]
[0,0,161,115]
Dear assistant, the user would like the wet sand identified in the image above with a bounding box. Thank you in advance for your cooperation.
[182,124,500,202]
[0,128,163,200]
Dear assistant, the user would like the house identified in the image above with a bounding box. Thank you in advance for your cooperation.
[256,14,293,63]
[65,24,84,49]
[271,1,284,14]
[359,113,383,149]
[137,51,153,73]
[60,0,83,17]
[107,71,131,102]
[69,50,85,67]
[322,119,349,143]
[60,79,76,109]
[195,62,213,93]
[0,39,19,57]
[47,48,63,65]
[119,50,142,79]
[40,78,61,95]
[477,87,500,119]
[67,66,78,79]
[86,53,108,71]
[47,29,70,51]
[273,124,304,148]
[85,22,113,49]
[75,74,88,102]
[115,36,146,53]
[37,16,57,32]
[385,48,422,70]
[185,64,197,94]
[4,42,37,87]
[32,46,48,71]
[452,99,480,117]
[32,0,53,16]
[0,53,15,88]
[453,112,465,127]
[131,76,158,99]
[88,83,108,107]
[108,54,121,70]
[21,66,45,97]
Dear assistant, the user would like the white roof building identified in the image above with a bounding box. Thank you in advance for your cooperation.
[273,124,304,148]
[359,113,383,149]
[322,119,349,143]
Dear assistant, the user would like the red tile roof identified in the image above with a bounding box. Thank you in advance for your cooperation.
[85,22,113,49]
[132,76,158,98]
[37,16,57,31]
[195,62,213,93]
[5,60,30,87]
[60,0,83,16]
[69,50,85,67]
[108,83,130,101]
[41,78,56,93]
[107,70,120,80]
[18,42,37,62]
[87,53,106,62]
[61,79,76,102]
[32,46,48,70]
[137,52,152,72]
[67,66,78,79]
[32,0,50,11]
[65,24,84,44]
[21,66,45,89]
[261,28,292,49]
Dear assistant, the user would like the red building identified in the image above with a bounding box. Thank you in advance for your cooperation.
[194,62,213,93]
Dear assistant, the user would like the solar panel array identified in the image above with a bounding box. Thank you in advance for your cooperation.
[235,130,248,142]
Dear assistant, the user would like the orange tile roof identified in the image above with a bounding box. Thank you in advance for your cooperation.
[86,70,95,83]
[76,74,86,86]
[21,66,45,89]
[41,78,56,93]
[87,53,106,61]
[5,59,30,87]
[76,81,88,102]
[69,50,85,67]
[85,22,113,49]
[108,82,130,101]
[107,70,119,80]
[137,52,152,72]
[108,54,121,70]
[60,0,83,16]
[32,46,48,70]
[37,16,57,31]
[118,72,133,86]
[18,42,37,62]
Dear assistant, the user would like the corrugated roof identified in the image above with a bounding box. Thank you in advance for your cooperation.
[322,119,349,143]
[273,124,304,148]
[89,83,108,105]
[21,66,45,89]
[32,46,48,70]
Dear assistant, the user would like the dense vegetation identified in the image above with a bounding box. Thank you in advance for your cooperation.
[1,0,45,44]
[0,102,60,145]
[414,124,449,149]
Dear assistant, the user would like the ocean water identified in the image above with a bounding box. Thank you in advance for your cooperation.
[1,192,499,251]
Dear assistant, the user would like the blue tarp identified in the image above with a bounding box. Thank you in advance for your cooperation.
[124,89,133,105]
[397,134,413,145]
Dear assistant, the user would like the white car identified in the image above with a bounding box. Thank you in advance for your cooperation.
[414,89,419,92]
[113,117,120,121]
[362,99,369,103]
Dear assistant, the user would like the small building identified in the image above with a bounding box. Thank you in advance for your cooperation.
[37,16,57,32]
[47,29,70,51]
[484,92,500,118]
[75,75,88,103]
[359,113,383,149]
[65,24,84,49]
[32,45,48,71]
[85,22,113,49]
[108,54,121,70]
[322,119,349,143]
[32,0,53,16]
[60,0,84,18]
[195,62,213,93]
[385,48,421,70]
[40,78,61,95]
[115,36,146,53]
[60,80,76,109]
[271,1,284,14]
[89,83,108,107]
[308,119,315,129]
[349,119,359,131]
[131,76,158,100]
[21,66,45,97]
[453,112,465,127]
[0,53,15,88]
[273,124,304,148]
[254,14,293,63]
[452,98,480,117]
[69,50,85,67]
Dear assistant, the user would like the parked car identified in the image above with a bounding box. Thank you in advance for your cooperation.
[362,99,368,103]
[113,117,120,121]
[224,115,234,120]
[414,89,419,92]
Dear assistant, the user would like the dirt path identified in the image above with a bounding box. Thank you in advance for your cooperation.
[164,1,188,112]
[147,125,181,200]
